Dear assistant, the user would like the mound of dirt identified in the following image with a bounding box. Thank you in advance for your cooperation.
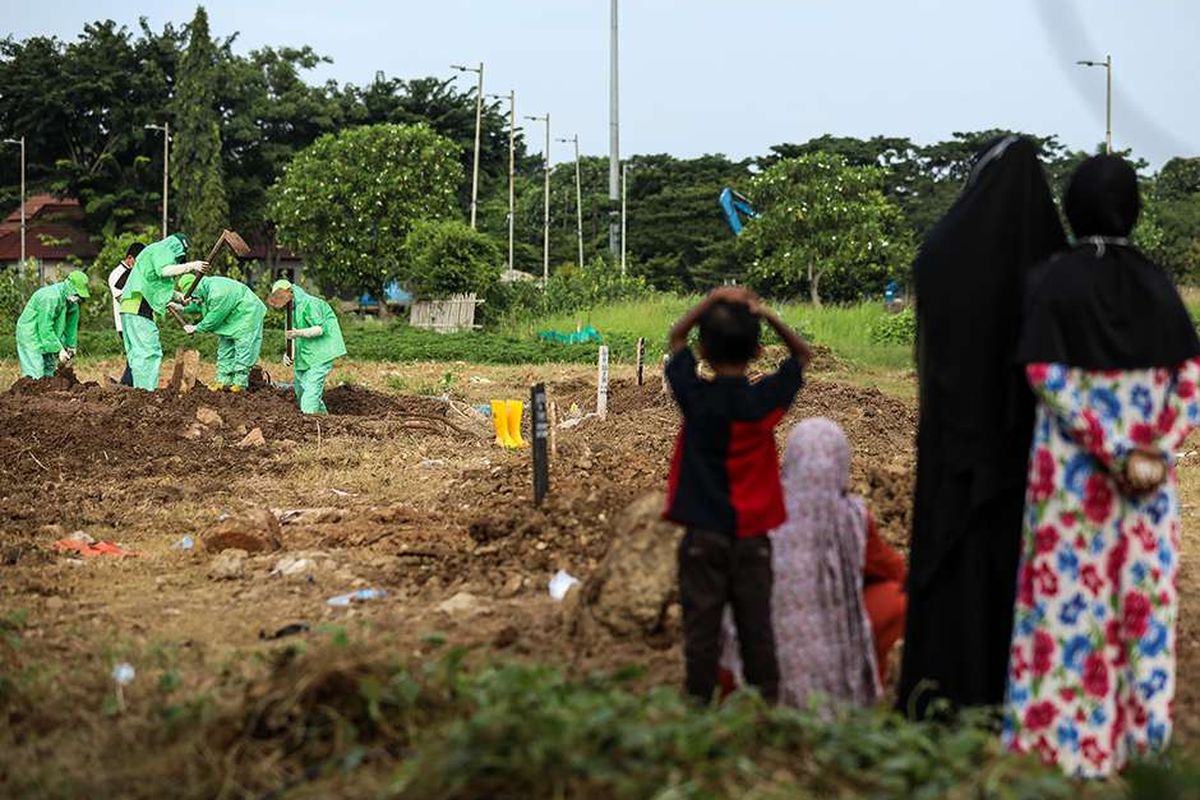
[567,491,681,644]
[324,384,446,417]
[7,366,93,395]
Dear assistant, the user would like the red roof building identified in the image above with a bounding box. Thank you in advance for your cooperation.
[0,195,98,271]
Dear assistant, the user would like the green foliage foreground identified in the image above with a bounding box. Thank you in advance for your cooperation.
[64,645,1191,799]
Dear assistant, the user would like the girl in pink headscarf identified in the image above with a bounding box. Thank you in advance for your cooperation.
[721,417,907,709]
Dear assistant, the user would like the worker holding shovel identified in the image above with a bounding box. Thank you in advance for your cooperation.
[14,270,91,378]
[266,279,346,414]
[170,274,265,392]
[119,234,208,390]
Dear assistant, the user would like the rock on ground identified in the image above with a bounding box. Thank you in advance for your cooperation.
[202,509,283,554]
[209,548,248,580]
[568,491,681,641]
[237,427,267,449]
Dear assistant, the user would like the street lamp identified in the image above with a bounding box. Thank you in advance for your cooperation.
[488,90,516,274]
[2,136,26,277]
[144,122,170,234]
[525,113,550,284]
[451,62,484,229]
[621,162,631,278]
[1076,55,1112,154]
[557,134,584,269]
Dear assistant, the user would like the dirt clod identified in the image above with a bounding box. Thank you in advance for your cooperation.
[209,548,248,580]
[237,427,267,448]
[195,405,224,428]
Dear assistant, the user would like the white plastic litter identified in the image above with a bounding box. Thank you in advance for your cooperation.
[112,662,135,685]
[173,536,194,550]
[326,588,387,607]
[548,570,581,601]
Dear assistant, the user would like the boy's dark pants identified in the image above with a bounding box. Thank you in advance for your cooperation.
[678,528,779,704]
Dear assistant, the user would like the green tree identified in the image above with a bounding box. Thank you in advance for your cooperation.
[401,219,501,299]
[740,153,913,305]
[1147,157,1200,281]
[269,123,463,294]
[0,21,183,236]
[172,6,229,249]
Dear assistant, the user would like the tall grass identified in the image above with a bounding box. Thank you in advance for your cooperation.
[502,296,915,371]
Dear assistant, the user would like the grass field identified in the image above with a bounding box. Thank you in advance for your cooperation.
[502,296,914,371]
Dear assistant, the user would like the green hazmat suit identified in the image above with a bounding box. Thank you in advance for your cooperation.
[120,234,188,390]
[179,275,266,388]
[15,280,81,378]
[282,283,346,414]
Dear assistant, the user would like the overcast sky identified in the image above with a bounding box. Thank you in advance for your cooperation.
[6,0,1197,168]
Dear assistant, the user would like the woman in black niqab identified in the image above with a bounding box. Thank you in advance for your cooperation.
[898,136,1067,718]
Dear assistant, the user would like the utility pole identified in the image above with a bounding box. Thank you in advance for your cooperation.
[621,162,629,277]
[144,122,170,235]
[1076,54,1113,154]
[2,136,26,277]
[558,135,585,269]
[489,90,517,273]
[526,113,551,283]
[608,0,621,256]
[452,62,485,228]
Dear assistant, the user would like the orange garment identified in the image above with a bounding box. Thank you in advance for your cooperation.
[863,512,907,684]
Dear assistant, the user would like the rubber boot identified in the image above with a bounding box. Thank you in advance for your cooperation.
[491,400,514,448]
[210,382,227,392]
[506,400,526,447]
[228,384,243,394]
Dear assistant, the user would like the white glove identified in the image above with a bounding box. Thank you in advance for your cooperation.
[67,295,81,304]
[282,353,293,367]
[66,347,76,359]
[285,325,323,340]
[161,261,209,278]
[167,301,184,312]
[58,348,71,364]
[183,324,197,335]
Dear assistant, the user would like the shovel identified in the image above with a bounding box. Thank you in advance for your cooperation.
[183,229,251,302]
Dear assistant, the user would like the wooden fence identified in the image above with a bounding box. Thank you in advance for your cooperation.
[409,293,481,333]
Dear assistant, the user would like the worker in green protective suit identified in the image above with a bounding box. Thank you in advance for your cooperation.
[14,271,91,378]
[266,279,346,414]
[119,234,207,390]
[171,274,266,392]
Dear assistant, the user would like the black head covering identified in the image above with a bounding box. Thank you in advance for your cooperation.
[909,136,1066,587]
[915,136,1067,458]
[1017,155,1200,370]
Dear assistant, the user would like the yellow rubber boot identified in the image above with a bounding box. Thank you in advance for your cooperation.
[506,400,526,447]
[209,382,227,392]
[491,400,514,448]
[228,384,243,394]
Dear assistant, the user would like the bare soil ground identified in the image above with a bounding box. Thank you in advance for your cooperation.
[0,357,1196,796]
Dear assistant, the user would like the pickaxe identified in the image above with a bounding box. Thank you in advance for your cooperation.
[182,229,251,302]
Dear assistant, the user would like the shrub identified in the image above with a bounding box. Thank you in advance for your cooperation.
[870,306,916,345]
[401,219,501,300]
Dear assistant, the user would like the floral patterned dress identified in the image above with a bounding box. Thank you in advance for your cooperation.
[1003,357,1200,777]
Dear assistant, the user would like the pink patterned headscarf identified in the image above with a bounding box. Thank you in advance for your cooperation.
[722,418,881,709]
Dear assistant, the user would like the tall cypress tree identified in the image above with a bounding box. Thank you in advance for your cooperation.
[172,6,229,253]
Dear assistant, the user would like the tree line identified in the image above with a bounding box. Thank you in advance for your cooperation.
[1,10,1198,304]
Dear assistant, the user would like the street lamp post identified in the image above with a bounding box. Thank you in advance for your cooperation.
[488,90,516,274]
[620,162,629,278]
[452,63,485,229]
[144,122,170,234]
[1076,54,1112,154]
[2,136,26,277]
[525,113,551,284]
[557,134,584,269]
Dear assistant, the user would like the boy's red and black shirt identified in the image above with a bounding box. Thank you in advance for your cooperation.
[663,348,804,537]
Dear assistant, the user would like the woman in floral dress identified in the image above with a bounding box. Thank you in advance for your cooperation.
[1004,155,1200,777]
